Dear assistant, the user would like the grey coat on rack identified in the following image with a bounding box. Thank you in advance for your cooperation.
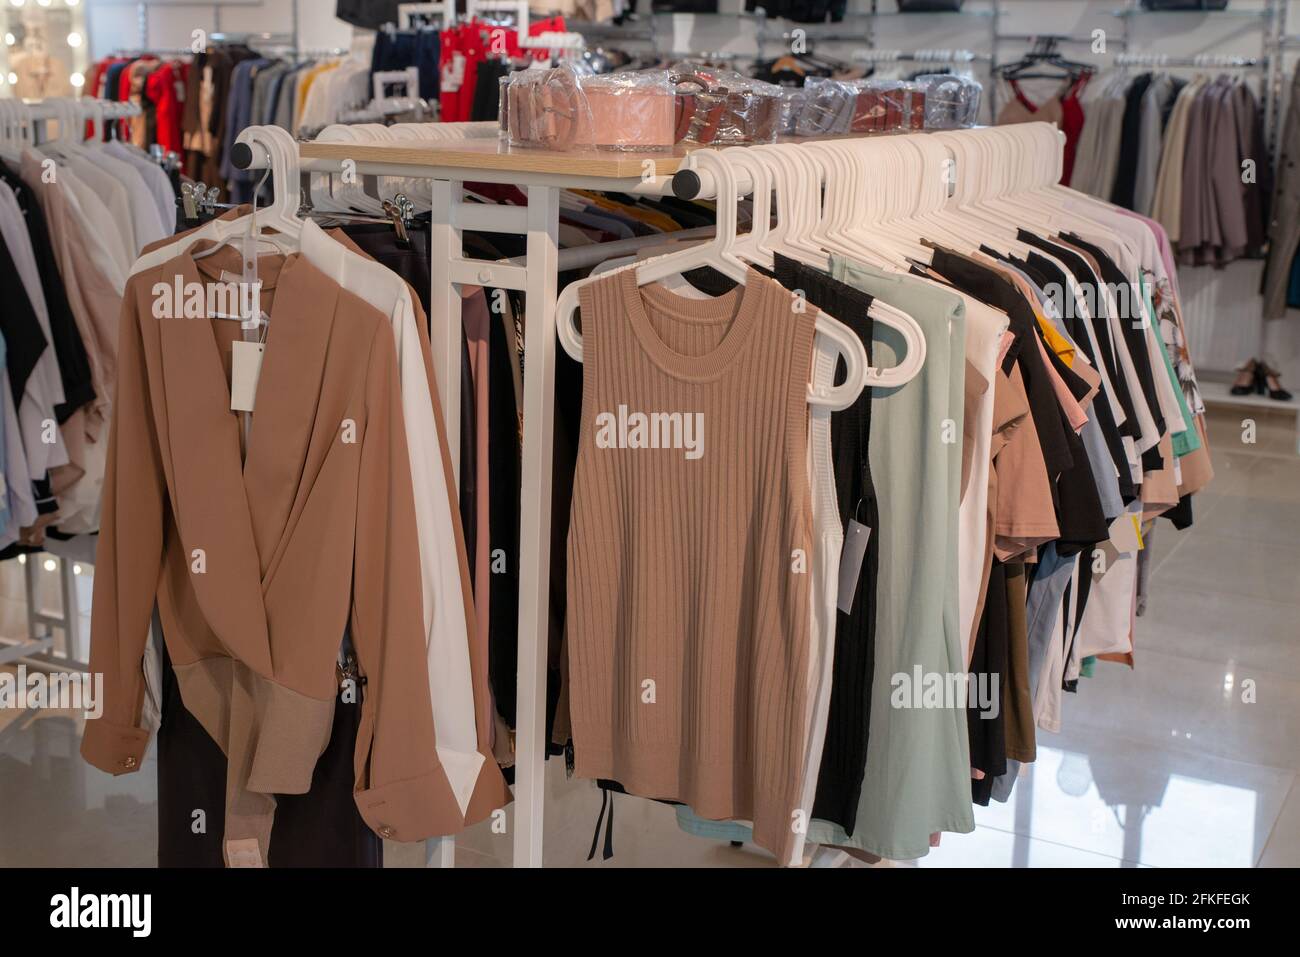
[1262,64,1300,320]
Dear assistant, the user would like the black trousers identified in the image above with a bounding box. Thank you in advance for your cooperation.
[155,635,381,868]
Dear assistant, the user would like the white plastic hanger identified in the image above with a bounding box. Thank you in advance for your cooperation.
[751,144,816,266]
[556,149,873,409]
[130,126,303,276]
[0,99,21,162]
[774,138,928,388]
[821,137,922,268]
[716,141,927,390]
[311,123,390,214]
[776,143,834,267]
[722,145,774,269]
[192,126,306,276]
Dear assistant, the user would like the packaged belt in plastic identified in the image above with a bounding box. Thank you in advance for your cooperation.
[669,65,784,145]
[505,64,677,151]
[793,77,857,136]
[913,74,982,129]
[845,79,927,133]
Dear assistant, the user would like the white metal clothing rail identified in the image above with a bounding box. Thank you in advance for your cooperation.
[425,165,669,869]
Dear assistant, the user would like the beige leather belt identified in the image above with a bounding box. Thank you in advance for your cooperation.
[506,66,783,150]
[507,69,677,151]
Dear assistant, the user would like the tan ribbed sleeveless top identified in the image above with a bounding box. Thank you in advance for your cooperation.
[567,267,816,862]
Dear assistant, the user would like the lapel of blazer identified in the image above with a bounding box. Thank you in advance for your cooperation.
[242,254,340,583]
[154,251,271,675]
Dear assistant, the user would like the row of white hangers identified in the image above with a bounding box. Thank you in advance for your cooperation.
[123,118,1087,417]
[0,97,141,161]
[555,122,1095,411]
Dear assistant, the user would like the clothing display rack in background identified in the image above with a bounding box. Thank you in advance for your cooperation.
[1114,53,1264,68]
[852,48,991,66]
[0,96,145,671]
[987,1,1291,396]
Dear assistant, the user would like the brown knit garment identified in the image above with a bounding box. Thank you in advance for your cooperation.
[567,267,816,862]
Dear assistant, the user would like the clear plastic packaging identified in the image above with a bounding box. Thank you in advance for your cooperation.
[914,74,982,129]
[845,79,926,133]
[669,66,784,145]
[795,77,856,136]
[505,64,677,151]
[776,87,807,137]
[498,74,510,139]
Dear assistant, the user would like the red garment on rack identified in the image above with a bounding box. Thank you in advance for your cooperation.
[147,61,185,154]
[1058,75,1089,187]
[84,58,125,138]
[438,17,567,122]
[1006,75,1091,187]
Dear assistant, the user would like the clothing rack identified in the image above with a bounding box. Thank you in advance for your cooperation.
[852,48,990,66]
[399,1,451,28]
[1114,53,1266,69]
[0,95,141,672]
[267,122,1056,868]
[21,98,142,146]
[110,48,195,59]
[463,0,587,50]
[207,32,297,46]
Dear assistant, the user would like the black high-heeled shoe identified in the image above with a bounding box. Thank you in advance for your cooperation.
[1258,363,1294,402]
[1231,358,1259,395]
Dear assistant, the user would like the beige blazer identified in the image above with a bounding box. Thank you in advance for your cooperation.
[136,213,512,825]
[82,245,468,861]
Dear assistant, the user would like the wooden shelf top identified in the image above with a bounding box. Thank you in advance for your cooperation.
[299,136,696,178]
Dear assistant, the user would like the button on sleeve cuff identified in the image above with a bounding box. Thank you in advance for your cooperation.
[81,718,150,775]
[354,767,467,842]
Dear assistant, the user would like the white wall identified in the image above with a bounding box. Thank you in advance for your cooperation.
[86,0,352,57]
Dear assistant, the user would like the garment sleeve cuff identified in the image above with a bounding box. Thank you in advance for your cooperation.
[354,767,465,842]
[81,718,150,775]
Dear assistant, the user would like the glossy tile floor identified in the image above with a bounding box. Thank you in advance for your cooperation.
[1,405,1296,868]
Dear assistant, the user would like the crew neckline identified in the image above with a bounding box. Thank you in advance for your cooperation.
[621,266,768,382]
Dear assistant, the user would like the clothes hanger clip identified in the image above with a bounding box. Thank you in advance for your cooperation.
[382,198,412,246]
[181,183,200,220]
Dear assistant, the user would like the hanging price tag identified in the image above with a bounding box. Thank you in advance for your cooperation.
[836,520,872,614]
[230,341,265,413]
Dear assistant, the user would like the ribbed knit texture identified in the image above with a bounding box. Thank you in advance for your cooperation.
[566,268,816,862]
